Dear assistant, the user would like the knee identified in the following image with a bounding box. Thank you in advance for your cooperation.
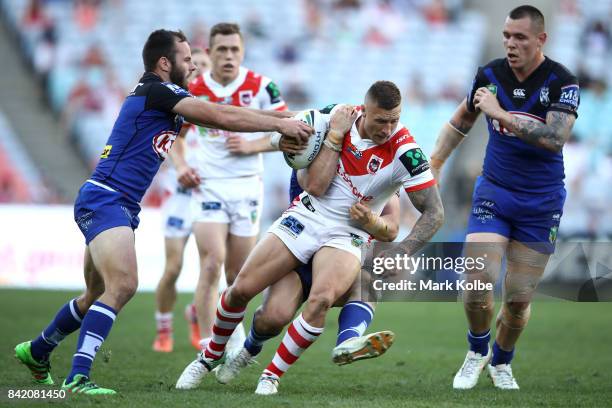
[109,275,138,305]
[305,291,334,318]
[164,255,184,279]
[464,293,494,313]
[226,280,254,307]
[501,301,531,328]
[253,306,290,336]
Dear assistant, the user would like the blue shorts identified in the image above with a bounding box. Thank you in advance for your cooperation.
[467,176,566,254]
[74,182,141,245]
[295,262,313,302]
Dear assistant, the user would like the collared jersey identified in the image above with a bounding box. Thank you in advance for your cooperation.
[90,72,190,203]
[467,57,579,194]
[295,105,436,225]
[188,66,286,178]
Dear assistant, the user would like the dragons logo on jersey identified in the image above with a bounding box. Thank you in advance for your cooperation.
[400,148,430,176]
[152,131,178,160]
[539,87,550,106]
[367,155,383,175]
[239,90,253,106]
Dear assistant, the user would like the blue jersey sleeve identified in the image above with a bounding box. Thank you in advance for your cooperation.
[466,67,488,112]
[146,82,191,113]
[548,76,580,117]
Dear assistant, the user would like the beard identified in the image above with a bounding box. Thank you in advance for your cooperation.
[169,64,188,90]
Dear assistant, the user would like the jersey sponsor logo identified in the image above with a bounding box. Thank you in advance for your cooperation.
[167,216,184,229]
[266,82,282,104]
[301,195,316,212]
[559,84,579,109]
[319,104,337,114]
[100,145,112,159]
[350,233,364,248]
[346,143,362,159]
[399,148,429,176]
[367,154,383,175]
[152,130,178,160]
[164,83,189,95]
[539,87,550,106]
[279,215,304,238]
[513,88,526,98]
[202,202,222,211]
[486,84,497,95]
[239,90,253,106]
[337,164,374,202]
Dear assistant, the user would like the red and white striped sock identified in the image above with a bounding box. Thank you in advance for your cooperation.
[155,311,173,335]
[203,291,246,360]
[263,313,324,379]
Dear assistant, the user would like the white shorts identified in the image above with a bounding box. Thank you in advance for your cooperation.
[192,176,263,237]
[269,196,368,264]
[161,186,194,238]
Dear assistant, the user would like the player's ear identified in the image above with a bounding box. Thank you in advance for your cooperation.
[158,56,171,73]
[537,32,547,49]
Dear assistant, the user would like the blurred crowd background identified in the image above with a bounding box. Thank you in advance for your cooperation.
[0,0,610,242]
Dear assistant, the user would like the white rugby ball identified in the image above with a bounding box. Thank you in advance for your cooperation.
[283,109,329,170]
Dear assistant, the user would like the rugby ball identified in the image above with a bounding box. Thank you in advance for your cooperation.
[283,109,329,169]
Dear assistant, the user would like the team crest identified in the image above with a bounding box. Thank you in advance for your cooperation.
[540,87,550,106]
[239,90,253,106]
[367,155,383,174]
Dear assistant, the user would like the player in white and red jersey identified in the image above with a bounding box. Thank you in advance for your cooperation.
[170,23,289,352]
[176,81,445,394]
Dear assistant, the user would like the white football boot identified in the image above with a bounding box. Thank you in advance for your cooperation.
[175,351,224,390]
[226,322,247,354]
[216,347,256,384]
[488,364,520,389]
[453,346,492,389]
[332,331,395,366]
[254,375,279,395]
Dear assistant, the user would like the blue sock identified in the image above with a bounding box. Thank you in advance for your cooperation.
[467,329,490,356]
[31,298,84,361]
[491,341,515,366]
[336,301,374,346]
[66,301,117,383]
[244,319,275,357]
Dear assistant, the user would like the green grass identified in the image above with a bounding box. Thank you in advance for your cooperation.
[1,289,611,407]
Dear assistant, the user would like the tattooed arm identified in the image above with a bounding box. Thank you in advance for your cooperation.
[397,186,444,256]
[473,87,576,153]
[430,98,480,182]
[501,110,576,153]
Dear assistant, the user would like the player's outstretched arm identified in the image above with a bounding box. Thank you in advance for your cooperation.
[349,195,400,242]
[298,105,357,196]
[173,98,312,143]
[430,98,479,182]
[397,186,444,255]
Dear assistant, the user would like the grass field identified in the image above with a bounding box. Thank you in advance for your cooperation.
[1,289,611,407]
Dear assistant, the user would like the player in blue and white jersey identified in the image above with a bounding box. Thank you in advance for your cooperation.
[14,29,312,395]
[430,6,579,390]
